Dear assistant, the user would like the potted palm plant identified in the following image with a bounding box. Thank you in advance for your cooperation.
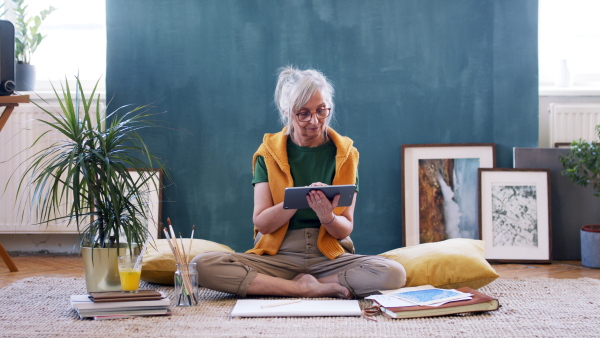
[11,0,56,91]
[17,76,166,291]
[559,124,600,268]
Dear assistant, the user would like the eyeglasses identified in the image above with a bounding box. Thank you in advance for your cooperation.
[294,107,331,122]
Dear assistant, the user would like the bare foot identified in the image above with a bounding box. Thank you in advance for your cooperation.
[292,273,307,282]
[293,273,351,299]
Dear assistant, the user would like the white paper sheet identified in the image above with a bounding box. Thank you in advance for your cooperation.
[230,299,362,317]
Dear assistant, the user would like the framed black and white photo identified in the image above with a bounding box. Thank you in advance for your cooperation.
[478,168,552,263]
[401,144,496,246]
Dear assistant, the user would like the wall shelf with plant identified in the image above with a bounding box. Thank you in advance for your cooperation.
[10,0,56,91]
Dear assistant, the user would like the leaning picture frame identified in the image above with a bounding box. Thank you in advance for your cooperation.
[401,143,496,247]
[478,168,552,263]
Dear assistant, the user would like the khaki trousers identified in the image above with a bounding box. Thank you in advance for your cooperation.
[192,228,406,298]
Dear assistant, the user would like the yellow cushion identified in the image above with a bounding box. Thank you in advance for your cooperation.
[379,238,499,289]
[141,238,234,285]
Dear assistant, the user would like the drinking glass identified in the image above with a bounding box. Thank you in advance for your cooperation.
[118,255,142,293]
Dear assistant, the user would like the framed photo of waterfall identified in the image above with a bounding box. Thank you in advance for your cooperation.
[478,168,552,263]
[401,144,496,247]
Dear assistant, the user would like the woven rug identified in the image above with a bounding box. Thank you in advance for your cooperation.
[0,277,599,337]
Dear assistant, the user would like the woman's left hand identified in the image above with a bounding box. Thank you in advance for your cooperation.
[306,183,340,222]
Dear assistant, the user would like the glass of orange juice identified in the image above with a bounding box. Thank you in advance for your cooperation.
[118,255,142,293]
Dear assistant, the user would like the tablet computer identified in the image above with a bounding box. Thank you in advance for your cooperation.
[283,184,356,209]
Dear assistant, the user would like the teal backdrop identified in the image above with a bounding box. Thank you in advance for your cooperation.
[106,0,538,254]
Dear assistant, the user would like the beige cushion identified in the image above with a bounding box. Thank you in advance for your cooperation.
[141,238,234,285]
[379,238,499,289]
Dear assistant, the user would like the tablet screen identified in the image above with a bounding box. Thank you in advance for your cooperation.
[283,184,356,209]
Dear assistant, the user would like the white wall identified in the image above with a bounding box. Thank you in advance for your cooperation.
[0,234,80,254]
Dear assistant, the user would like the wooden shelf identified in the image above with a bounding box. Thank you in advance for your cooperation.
[0,94,30,133]
[0,94,30,104]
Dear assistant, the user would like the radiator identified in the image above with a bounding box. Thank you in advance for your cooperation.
[0,101,159,237]
[548,103,600,147]
[0,103,78,233]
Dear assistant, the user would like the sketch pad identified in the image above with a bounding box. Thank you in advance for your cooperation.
[283,184,356,209]
[230,299,362,317]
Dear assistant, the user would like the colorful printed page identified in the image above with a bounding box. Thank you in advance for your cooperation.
[368,285,472,308]
[389,288,472,306]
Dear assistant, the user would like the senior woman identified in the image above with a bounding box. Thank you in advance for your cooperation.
[193,66,406,298]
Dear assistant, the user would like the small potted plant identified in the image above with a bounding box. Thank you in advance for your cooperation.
[11,0,56,91]
[559,124,600,268]
[16,75,166,291]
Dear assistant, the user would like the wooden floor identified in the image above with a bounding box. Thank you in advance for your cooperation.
[0,254,86,288]
[1,254,599,289]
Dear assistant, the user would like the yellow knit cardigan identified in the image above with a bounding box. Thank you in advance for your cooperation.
[246,127,359,260]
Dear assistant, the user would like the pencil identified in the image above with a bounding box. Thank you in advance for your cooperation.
[260,299,302,308]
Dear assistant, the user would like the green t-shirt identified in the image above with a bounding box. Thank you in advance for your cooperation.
[252,138,358,230]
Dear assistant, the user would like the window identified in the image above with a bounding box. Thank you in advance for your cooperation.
[539,0,600,88]
[4,0,106,93]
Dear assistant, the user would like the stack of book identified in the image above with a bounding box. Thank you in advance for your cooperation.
[70,290,172,320]
[367,285,499,319]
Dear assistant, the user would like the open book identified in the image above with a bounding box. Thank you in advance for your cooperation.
[373,287,499,319]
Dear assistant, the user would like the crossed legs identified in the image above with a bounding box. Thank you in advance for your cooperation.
[193,228,405,299]
[193,250,405,298]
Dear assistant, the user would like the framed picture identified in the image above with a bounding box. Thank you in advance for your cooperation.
[128,168,164,239]
[554,142,571,148]
[478,168,552,263]
[402,143,496,246]
[555,142,599,148]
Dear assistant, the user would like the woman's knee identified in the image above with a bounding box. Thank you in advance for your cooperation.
[354,256,406,291]
[380,259,407,290]
[191,251,228,269]
[340,256,407,297]
[191,251,234,286]
[191,251,256,296]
